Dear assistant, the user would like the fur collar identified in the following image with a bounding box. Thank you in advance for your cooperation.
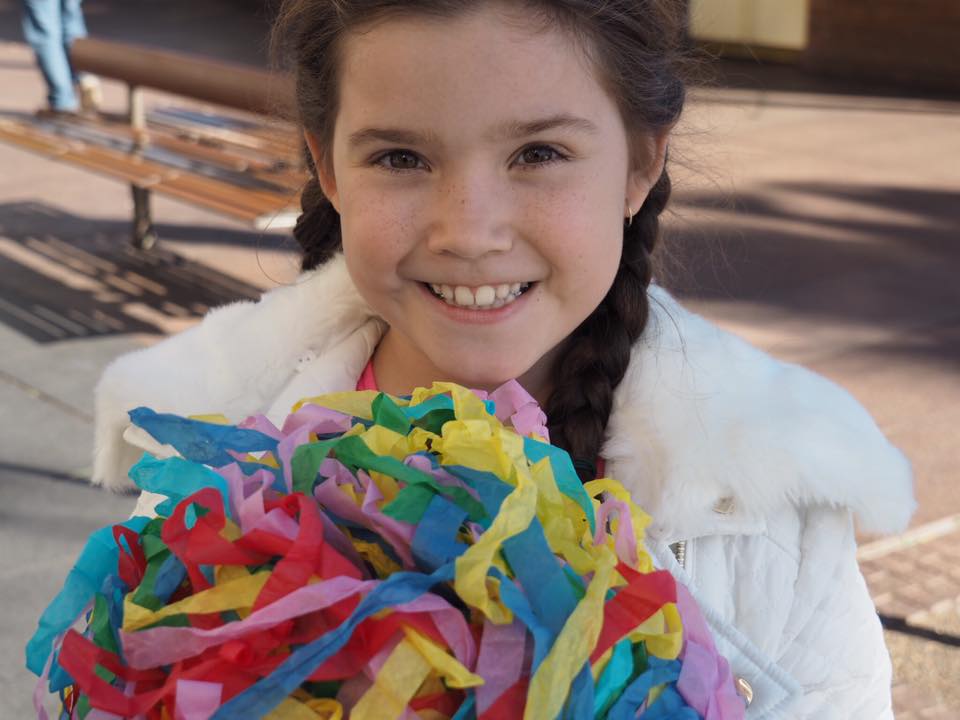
[95,255,914,537]
[604,287,915,540]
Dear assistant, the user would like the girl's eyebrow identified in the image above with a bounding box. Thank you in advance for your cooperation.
[491,114,599,140]
[347,127,440,149]
[346,114,598,149]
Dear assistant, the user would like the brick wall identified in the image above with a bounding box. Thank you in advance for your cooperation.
[805,1,960,93]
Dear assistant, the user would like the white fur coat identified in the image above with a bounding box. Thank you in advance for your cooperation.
[92,255,914,719]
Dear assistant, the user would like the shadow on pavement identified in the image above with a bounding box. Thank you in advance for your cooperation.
[0,201,264,342]
[0,4,20,45]
[662,180,960,365]
[881,614,960,649]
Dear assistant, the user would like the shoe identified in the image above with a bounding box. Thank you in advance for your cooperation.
[78,74,103,114]
[34,107,80,120]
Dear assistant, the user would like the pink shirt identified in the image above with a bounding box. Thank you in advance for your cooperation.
[356,359,378,391]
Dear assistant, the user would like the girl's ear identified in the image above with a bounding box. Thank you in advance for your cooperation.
[626,129,671,214]
[304,130,341,212]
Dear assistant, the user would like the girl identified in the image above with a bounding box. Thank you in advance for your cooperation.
[91,1,915,717]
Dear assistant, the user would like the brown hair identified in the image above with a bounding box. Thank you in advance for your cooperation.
[272,0,688,480]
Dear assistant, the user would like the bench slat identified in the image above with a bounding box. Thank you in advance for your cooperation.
[71,38,295,117]
[0,118,301,227]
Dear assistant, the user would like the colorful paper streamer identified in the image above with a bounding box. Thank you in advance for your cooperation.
[27,380,744,719]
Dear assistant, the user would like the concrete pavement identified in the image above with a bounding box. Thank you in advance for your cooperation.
[0,0,958,716]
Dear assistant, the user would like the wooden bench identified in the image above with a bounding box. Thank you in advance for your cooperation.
[0,38,305,249]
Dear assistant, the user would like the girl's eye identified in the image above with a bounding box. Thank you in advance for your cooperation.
[515,145,567,167]
[374,150,425,172]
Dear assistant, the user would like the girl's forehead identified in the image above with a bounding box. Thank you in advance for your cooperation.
[334,6,618,136]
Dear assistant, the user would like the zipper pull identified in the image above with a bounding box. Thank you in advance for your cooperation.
[670,540,687,569]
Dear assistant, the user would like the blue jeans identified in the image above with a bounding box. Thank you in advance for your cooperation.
[20,0,88,110]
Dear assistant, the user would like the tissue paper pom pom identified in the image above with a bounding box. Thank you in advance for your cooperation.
[28,381,744,719]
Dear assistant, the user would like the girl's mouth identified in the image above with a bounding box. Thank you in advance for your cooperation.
[424,282,533,310]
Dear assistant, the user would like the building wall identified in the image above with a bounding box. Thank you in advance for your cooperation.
[689,0,809,51]
[805,1,960,93]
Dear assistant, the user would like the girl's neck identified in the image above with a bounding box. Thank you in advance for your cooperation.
[372,328,556,406]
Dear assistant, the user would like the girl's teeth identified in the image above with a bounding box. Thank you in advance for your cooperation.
[453,286,475,306]
[474,285,496,307]
[430,282,530,309]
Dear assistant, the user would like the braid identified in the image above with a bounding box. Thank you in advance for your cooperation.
[545,167,672,481]
[294,146,342,272]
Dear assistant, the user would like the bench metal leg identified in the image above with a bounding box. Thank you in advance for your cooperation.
[131,184,158,250]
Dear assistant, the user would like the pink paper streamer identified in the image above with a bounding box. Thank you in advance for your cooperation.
[219,465,300,541]
[593,497,639,568]
[490,380,549,440]
[121,577,476,671]
[237,413,284,441]
[174,679,222,720]
[32,629,64,720]
[474,619,527,713]
[280,403,354,437]
[675,583,745,719]
[404,455,478,499]
[312,470,417,568]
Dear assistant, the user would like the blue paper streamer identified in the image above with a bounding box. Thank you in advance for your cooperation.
[211,564,457,718]
[129,406,277,467]
[607,657,683,720]
[25,516,150,690]
[128,454,231,517]
[595,639,635,717]
[411,495,469,571]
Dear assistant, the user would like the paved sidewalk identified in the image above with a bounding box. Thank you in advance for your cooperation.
[858,520,960,717]
[1,0,958,716]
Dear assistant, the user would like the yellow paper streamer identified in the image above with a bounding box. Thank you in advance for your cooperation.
[265,697,343,719]
[123,571,270,632]
[352,540,402,577]
[438,420,518,480]
[187,414,232,425]
[584,478,654,572]
[403,627,484,689]
[410,383,487,424]
[359,424,407,459]
[292,390,383,418]
[525,548,617,720]
[629,602,683,659]
[454,463,536,624]
[350,639,431,720]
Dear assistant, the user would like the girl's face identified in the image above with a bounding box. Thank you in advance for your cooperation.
[309,4,666,401]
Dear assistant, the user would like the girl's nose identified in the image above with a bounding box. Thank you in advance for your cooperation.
[425,175,513,259]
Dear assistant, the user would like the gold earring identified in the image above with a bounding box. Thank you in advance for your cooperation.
[625,202,634,227]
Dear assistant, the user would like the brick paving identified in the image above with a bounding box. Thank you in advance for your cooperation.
[860,525,960,716]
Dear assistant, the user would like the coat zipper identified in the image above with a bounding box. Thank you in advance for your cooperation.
[671,540,687,569]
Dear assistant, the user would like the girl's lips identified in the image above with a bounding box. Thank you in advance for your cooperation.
[418,281,534,324]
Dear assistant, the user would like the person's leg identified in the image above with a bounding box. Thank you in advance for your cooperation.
[61,0,100,111]
[60,0,87,84]
[20,0,78,110]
